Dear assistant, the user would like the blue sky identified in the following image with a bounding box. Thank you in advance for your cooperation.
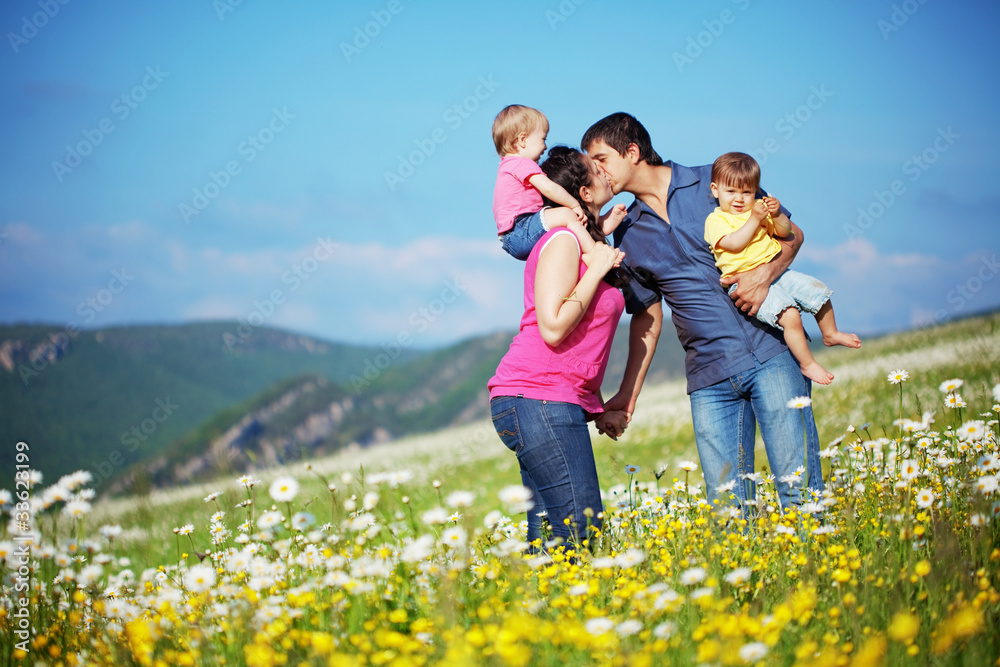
[2,0,999,349]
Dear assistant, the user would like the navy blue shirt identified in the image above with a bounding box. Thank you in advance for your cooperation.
[613,161,791,394]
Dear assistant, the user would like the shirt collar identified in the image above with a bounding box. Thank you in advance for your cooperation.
[626,160,702,218]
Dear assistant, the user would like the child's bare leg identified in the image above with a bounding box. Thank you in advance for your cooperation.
[814,301,861,348]
[545,207,596,253]
[777,307,834,385]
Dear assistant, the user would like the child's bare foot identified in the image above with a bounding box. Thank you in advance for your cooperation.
[800,360,834,385]
[823,331,861,348]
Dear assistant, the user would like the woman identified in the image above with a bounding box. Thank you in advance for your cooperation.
[488,146,629,550]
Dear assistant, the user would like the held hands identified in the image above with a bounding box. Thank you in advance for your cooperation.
[571,205,587,223]
[596,409,630,440]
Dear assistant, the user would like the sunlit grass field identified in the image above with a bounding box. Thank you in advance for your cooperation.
[2,313,999,666]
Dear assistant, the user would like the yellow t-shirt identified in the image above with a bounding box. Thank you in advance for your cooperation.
[704,206,781,279]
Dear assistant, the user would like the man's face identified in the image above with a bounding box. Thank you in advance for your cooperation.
[586,140,632,195]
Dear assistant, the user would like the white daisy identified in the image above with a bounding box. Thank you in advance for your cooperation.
[680,566,707,585]
[724,567,752,586]
[938,378,964,393]
[269,477,299,502]
[915,488,934,509]
[887,369,909,384]
[739,641,769,663]
[445,491,476,508]
[183,564,216,593]
[786,396,812,409]
[584,617,615,636]
[677,460,699,472]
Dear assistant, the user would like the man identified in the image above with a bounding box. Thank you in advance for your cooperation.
[582,112,822,510]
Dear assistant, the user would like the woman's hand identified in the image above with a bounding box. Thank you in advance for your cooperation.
[582,242,625,276]
[596,409,630,440]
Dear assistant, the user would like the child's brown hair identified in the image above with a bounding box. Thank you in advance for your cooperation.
[710,152,761,190]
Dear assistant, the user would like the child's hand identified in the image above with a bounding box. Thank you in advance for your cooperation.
[751,199,769,223]
[571,205,587,223]
[762,196,781,216]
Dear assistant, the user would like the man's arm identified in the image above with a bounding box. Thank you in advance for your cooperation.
[604,301,663,418]
[720,220,804,316]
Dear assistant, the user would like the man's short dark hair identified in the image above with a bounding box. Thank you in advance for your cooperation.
[581,112,663,166]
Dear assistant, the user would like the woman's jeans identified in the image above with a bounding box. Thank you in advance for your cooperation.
[490,396,603,548]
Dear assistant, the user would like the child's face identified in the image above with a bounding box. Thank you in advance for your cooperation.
[711,181,757,214]
[520,126,548,162]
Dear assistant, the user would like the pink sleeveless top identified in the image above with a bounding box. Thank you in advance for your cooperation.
[488,229,625,414]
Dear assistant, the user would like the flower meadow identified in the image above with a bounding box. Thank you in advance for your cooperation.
[2,325,1000,666]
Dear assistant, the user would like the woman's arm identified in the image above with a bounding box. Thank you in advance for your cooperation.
[534,234,622,347]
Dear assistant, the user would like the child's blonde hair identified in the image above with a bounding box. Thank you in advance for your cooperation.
[492,105,548,157]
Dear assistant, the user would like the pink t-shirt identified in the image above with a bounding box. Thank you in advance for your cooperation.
[488,230,625,415]
[493,155,544,235]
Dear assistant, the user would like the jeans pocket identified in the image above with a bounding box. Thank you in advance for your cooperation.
[492,406,522,454]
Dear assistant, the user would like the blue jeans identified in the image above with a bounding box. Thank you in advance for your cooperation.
[689,350,822,511]
[490,396,603,547]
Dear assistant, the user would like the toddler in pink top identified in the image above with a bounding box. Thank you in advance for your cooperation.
[492,105,626,260]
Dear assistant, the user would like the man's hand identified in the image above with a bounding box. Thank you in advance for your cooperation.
[720,262,772,316]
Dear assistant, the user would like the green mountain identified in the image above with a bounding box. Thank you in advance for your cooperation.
[0,320,687,494]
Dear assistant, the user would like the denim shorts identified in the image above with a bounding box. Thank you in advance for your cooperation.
[729,269,833,330]
[500,208,548,261]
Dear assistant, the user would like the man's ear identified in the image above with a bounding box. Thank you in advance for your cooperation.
[626,143,641,164]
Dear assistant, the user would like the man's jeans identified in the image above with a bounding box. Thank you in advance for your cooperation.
[689,350,823,511]
[491,396,603,547]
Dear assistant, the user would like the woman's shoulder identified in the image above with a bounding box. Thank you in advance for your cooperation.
[535,228,581,257]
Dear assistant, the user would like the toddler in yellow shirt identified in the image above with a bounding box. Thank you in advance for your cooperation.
[704,152,860,385]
